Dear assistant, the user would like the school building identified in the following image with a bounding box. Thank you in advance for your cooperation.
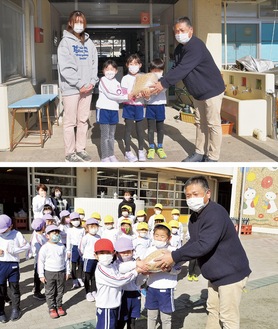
[0,165,277,234]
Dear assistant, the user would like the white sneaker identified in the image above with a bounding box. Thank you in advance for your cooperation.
[101,157,110,162]
[138,150,146,162]
[91,291,97,300]
[86,292,95,302]
[109,155,119,162]
[77,278,84,287]
[125,151,138,162]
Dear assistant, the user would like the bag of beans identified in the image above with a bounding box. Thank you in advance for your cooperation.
[131,73,158,96]
[144,249,166,272]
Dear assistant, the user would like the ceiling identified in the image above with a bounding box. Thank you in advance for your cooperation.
[49,0,177,25]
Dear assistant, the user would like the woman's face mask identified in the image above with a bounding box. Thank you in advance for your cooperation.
[73,23,84,34]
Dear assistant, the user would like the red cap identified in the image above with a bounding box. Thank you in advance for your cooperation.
[94,238,114,253]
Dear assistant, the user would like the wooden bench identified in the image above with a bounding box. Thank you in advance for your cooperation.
[8,94,57,151]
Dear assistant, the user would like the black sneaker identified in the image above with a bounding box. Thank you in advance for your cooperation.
[76,150,92,162]
[10,308,21,321]
[0,313,7,323]
[182,153,204,162]
[65,153,83,162]
[33,293,46,301]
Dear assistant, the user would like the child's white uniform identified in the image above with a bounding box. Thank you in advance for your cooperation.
[38,242,70,276]
[170,233,182,249]
[80,233,101,260]
[132,236,151,260]
[0,230,30,262]
[121,74,143,106]
[58,223,70,245]
[29,231,48,263]
[96,76,128,111]
[95,262,138,308]
[66,226,85,254]
[101,227,118,244]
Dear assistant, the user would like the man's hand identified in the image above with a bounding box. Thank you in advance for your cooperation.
[150,81,164,95]
[153,249,174,271]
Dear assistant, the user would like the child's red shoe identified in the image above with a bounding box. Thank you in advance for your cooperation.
[49,309,59,319]
[57,307,66,316]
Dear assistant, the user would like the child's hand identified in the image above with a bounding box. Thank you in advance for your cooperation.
[136,259,149,273]
[127,93,134,101]
[67,252,71,259]
[0,249,4,257]
[141,89,151,99]
[65,274,70,281]
[40,277,46,284]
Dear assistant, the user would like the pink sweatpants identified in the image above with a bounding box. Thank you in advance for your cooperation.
[62,93,92,156]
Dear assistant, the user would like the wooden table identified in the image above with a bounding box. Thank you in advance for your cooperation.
[8,94,57,151]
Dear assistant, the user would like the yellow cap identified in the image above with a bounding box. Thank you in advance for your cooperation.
[168,220,179,228]
[90,212,101,220]
[154,203,163,210]
[120,219,132,225]
[76,208,85,215]
[104,215,114,224]
[171,208,180,215]
[137,222,149,231]
[121,205,132,212]
[154,214,165,221]
[154,222,171,232]
[136,210,146,217]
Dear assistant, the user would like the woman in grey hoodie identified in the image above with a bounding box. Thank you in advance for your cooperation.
[58,11,98,162]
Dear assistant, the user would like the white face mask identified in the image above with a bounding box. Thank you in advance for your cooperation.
[55,192,61,198]
[79,215,85,220]
[154,72,163,79]
[137,217,145,222]
[89,228,98,235]
[104,70,116,80]
[186,197,205,212]
[128,65,140,74]
[122,211,129,217]
[175,32,191,44]
[98,254,113,266]
[139,232,148,238]
[105,224,113,230]
[172,228,178,234]
[153,240,167,248]
[73,23,84,34]
[155,210,161,215]
[71,220,80,227]
[172,215,179,221]
[124,196,131,201]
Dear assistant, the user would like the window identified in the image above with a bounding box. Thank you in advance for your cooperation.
[261,23,278,62]
[222,23,258,64]
[0,1,24,83]
[93,38,126,58]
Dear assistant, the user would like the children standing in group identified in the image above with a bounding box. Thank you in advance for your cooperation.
[121,54,146,162]
[38,225,70,319]
[94,238,143,329]
[143,222,181,329]
[96,59,131,162]
[79,218,101,302]
[0,215,30,323]
[29,218,47,301]
[144,58,167,160]
[66,212,85,289]
[133,222,151,260]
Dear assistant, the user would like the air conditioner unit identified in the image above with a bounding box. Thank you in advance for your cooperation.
[41,83,63,125]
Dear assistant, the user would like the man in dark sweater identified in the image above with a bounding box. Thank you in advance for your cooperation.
[117,190,136,218]
[154,176,251,329]
[152,17,225,162]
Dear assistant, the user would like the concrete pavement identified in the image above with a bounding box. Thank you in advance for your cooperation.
[0,104,277,163]
[1,232,278,329]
